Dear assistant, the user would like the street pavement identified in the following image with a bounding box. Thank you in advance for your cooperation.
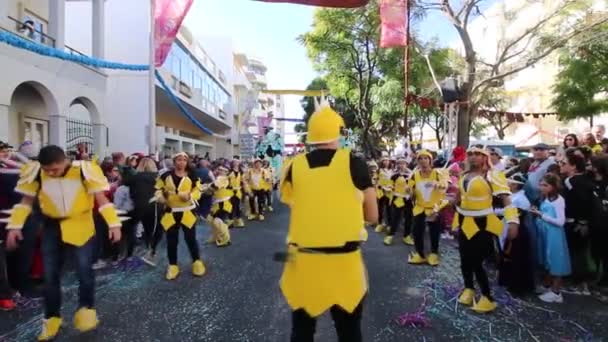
[1,201,607,341]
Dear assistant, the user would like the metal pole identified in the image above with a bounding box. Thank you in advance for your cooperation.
[148,0,157,155]
[403,0,410,140]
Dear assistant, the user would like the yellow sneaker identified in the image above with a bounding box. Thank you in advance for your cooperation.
[38,317,62,341]
[427,253,440,266]
[458,288,475,306]
[403,235,414,245]
[408,252,427,264]
[235,218,245,228]
[472,296,497,313]
[192,260,206,277]
[226,219,234,227]
[247,214,256,221]
[166,265,180,280]
[268,206,274,212]
[383,235,393,245]
[374,224,385,233]
[215,220,231,247]
[73,308,98,333]
[258,214,265,221]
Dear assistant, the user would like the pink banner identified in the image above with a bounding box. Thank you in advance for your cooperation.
[257,116,273,138]
[259,0,368,7]
[154,0,193,67]
[380,0,408,48]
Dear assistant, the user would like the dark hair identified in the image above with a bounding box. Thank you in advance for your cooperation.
[546,163,560,176]
[38,145,66,166]
[592,155,608,180]
[576,146,593,161]
[565,148,586,172]
[517,157,533,174]
[563,133,579,148]
[541,173,561,198]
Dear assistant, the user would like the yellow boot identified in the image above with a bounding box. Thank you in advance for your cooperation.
[374,224,385,233]
[38,317,62,341]
[472,296,497,313]
[383,235,393,245]
[458,288,475,306]
[226,219,234,228]
[214,219,231,247]
[73,308,98,333]
[408,252,427,264]
[235,218,245,228]
[258,214,265,221]
[427,253,440,266]
[192,260,206,277]
[268,206,274,212]
[247,214,256,221]
[166,265,180,280]
[403,235,414,245]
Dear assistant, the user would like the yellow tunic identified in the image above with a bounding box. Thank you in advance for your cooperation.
[228,170,243,200]
[13,161,110,246]
[377,168,393,199]
[280,149,368,317]
[247,169,270,191]
[211,175,233,215]
[408,169,449,216]
[452,170,511,239]
[155,172,202,230]
[391,172,410,208]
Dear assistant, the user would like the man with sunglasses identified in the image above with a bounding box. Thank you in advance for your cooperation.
[452,146,519,313]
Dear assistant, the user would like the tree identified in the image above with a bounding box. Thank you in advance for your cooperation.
[552,23,608,122]
[477,88,513,140]
[418,0,608,146]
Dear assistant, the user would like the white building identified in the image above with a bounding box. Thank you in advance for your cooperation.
[0,0,236,159]
[455,0,607,145]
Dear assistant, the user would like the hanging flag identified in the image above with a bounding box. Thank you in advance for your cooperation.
[258,0,368,8]
[154,0,193,67]
[380,0,408,48]
[257,116,273,138]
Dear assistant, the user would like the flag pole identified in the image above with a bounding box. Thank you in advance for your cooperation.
[148,0,157,155]
[403,0,410,142]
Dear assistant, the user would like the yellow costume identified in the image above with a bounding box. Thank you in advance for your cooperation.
[377,168,393,199]
[207,174,232,247]
[228,169,245,227]
[280,148,368,317]
[409,168,449,216]
[8,161,121,246]
[155,172,201,231]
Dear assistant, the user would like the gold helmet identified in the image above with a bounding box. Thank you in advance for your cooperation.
[306,106,345,144]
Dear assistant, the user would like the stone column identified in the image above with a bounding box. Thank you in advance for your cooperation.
[49,114,67,149]
[92,0,105,59]
[0,104,10,143]
[48,0,66,49]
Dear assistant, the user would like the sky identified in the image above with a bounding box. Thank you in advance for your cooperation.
[183,0,464,142]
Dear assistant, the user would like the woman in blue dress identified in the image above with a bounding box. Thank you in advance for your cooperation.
[531,173,571,303]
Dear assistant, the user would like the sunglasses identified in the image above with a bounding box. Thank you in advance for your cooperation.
[466,151,484,156]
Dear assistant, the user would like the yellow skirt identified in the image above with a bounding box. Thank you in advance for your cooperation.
[280,247,368,317]
[452,213,503,240]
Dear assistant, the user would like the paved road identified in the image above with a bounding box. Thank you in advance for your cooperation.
[1,201,607,341]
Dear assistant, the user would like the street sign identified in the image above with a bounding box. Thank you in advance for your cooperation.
[240,133,256,159]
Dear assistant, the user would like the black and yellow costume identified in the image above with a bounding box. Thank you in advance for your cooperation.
[155,168,206,280]
[263,165,274,212]
[453,154,518,313]
[228,169,245,227]
[384,169,413,246]
[246,166,270,221]
[6,160,123,340]
[375,165,393,233]
[207,173,232,247]
[408,165,449,265]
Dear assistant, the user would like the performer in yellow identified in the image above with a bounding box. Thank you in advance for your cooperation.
[3,145,123,341]
[228,159,245,228]
[207,166,232,247]
[453,146,519,313]
[374,156,393,233]
[279,106,378,342]
[246,159,269,221]
[262,160,274,212]
[407,150,449,266]
[384,157,413,246]
[155,152,206,280]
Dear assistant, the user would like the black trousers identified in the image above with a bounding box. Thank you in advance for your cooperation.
[458,227,494,299]
[378,196,391,225]
[291,300,364,342]
[413,213,441,258]
[388,200,412,237]
[0,240,11,300]
[133,203,162,252]
[249,190,266,215]
[165,213,200,265]
[230,196,241,219]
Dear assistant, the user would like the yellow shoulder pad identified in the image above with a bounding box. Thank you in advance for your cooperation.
[17,161,41,185]
[80,161,110,193]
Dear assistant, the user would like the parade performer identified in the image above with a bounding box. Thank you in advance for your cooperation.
[374,156,393,233]
[407,150,449,266]
[155,152,206,280]
[3,145,124,340]
[384,157,413,246]
[228,159,245,228]
[206,166,232,247]
[279,105,377,342]
[247,159,269,221]
[453,146,519,313]
[263,159,274,212]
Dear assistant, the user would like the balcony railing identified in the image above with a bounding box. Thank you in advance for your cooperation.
[7,16,56,48]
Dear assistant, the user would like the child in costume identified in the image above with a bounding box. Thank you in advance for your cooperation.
[247,159,269,221]
[374,157,393,233]
[532,173,571,303]
[155,152,206,280]
[407,150,449,266]
[228,159,245,228]
[384,157,413,246]
[207,166,232,247]
[263,160,274,212]
[3,145,124,340]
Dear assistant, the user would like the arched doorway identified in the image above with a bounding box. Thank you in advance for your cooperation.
[9,82,59,154]
[66,98,95,156]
